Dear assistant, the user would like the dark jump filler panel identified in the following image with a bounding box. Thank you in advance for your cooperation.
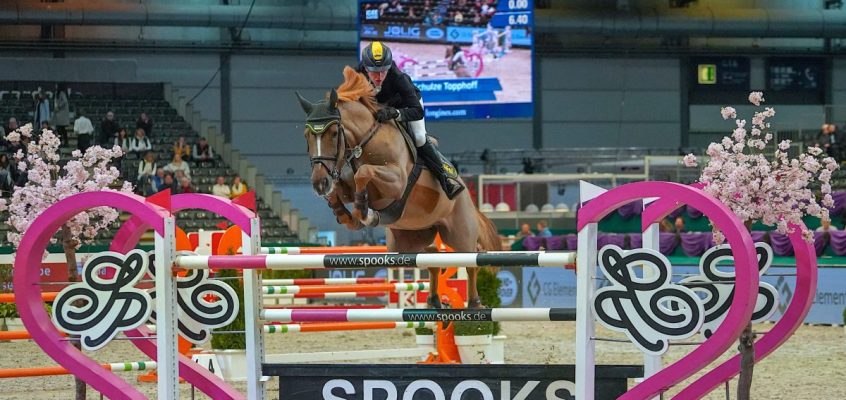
[264,364,643,400]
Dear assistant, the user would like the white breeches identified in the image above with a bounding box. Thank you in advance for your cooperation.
[408,99,427,147]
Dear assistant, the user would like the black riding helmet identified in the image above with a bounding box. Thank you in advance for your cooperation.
[361,42,393,72]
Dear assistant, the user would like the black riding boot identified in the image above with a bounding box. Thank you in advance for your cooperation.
[417,141,464,200]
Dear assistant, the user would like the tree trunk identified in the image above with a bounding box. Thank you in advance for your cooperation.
[736,318,755,399]
[737,220,756,400]
[61,224,86,400]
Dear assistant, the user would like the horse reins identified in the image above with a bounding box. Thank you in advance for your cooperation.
[307,113,381,183]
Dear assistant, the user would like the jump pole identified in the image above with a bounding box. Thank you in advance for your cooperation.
[174,252,576,270]
[263,321,435,334]
[262,292,388,300]
[262,282,428,295]
[0,361,156,379]
[261,246,388,254]
[261,277,388,285]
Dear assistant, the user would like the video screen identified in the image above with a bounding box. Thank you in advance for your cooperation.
[358,0,534,120]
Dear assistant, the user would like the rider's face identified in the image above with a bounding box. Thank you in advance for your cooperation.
[367,70,388,87]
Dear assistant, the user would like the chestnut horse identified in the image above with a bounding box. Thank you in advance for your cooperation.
[296,66,500,308]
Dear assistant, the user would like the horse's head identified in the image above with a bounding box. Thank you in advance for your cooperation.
[297,89,345,196]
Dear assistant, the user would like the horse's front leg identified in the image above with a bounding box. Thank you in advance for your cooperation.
[352,164,406,226]
[327,192,363,231]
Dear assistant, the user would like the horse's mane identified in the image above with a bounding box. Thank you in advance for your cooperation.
[334,66,379,114]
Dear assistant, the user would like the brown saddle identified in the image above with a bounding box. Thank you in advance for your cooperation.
[392,120,418,164]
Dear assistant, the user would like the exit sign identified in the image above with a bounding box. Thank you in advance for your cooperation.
[698,64,717,84]
[690,57,749,91]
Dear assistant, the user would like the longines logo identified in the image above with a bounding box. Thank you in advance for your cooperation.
[527,271,541,305]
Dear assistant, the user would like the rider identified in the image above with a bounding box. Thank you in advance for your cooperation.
[358,41,464,199]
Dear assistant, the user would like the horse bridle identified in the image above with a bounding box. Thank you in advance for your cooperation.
[306,111,381,183]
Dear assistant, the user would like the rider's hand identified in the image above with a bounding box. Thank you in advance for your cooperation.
[376,107,400,122]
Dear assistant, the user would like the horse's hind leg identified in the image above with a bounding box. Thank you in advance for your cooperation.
[437,196,484,308]
[387,227,439,307]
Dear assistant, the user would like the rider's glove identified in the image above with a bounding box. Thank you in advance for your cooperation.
[376,107,400,122]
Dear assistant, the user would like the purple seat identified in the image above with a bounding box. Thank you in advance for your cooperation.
[814,231,827,256]
[597,233,626,249]
[565,234,578,251]
[522,236,545,251]
[679,232,713,256]
[628,232,679,255]
[750,230,767,244]
[828,230,846,255]
[768,232,793,256]
[545,235,565,250]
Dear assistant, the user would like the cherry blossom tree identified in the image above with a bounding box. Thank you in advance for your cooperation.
[0,123,132,400]
[684,92,837,399]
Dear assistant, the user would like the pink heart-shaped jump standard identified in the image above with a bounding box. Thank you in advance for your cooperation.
[112,193,255,400]
[13,191,168,400]
[644,189,818,399]
[577,181,759,400]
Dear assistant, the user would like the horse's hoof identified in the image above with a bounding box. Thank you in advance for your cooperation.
[467,297,484,309]
[426,295,443,309]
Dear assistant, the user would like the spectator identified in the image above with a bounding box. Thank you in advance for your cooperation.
[100,111,120,146]
[0,153,13,196]
[674,216,686,233]
[129,128,152,155]
[53,83,70,145]
[192,137,214,162]
[6,117,18,135]
[212,175,231,198]
[816,123,844,161]
[0,117,16,152]
[137,152,157,195]
[659,218,675,232]
[230,175,247,198]
[422,9,433,25]
[7,133,26,157]
[471,9,481,24]
[173,169,188,187]
[33,90,50,129]
[454,11,464,23]
[150,167,166,193]
[816,219,839,232]
[163,154,191,181]
[536,220,552,237]
[515,223,535,240]
[40,121,50,134]
[73,108,95,152]
[136,112,153,137]
[177,177,194,194]
[112,128,130,171]
[172,136,191,160]
[114,128,130,150]
[162,172,177,193]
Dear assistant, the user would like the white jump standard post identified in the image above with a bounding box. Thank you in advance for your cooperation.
[242,217,265,400]
[156,217,179,400]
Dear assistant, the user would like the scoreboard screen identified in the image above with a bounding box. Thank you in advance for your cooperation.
[358,0,534,120]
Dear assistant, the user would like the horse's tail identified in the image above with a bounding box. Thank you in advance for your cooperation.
[475,209,502,251]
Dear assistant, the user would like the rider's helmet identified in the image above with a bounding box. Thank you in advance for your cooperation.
[361,42,393,72]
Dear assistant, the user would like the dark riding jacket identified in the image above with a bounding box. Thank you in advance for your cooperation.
[357,61,424,122]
